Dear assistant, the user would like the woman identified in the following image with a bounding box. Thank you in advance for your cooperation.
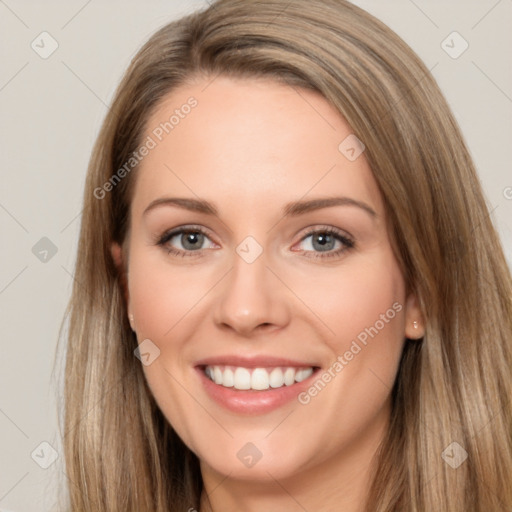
[60,0,512,510]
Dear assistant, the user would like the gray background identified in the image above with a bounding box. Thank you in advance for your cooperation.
[0,1,511,510]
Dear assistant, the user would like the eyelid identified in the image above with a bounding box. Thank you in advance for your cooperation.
[156,224,355,259]
[157,224,214,241]
[295,224,353,241]
[291,225,354,257]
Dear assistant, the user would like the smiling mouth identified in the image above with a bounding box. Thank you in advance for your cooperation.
[201,365,319,391]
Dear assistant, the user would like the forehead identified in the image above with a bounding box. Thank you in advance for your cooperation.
[131,75,384,218]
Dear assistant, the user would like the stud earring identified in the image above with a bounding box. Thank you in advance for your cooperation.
[413,320,418,329]
[128,313,135,331]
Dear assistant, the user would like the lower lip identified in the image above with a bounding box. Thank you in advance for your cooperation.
[195,367,320,415]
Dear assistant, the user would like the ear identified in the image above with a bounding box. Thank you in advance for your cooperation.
[111,242,135,331]
[403,292,425,340]
[111,241,124,270]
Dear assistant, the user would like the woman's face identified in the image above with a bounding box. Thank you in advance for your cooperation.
[112,75,423,483]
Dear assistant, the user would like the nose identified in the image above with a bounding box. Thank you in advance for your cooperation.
[212,248,291,337]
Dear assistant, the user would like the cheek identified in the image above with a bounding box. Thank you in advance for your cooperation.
[127,253,211,339]
[298,254,407,394]
[336,272,402,343]
[285,259,406,458]
[298,257,405,344]
[126,253,207,439]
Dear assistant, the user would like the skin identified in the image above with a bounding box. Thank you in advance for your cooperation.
[111,75,424,512]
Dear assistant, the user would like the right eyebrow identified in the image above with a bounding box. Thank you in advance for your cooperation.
[143,197,218,216]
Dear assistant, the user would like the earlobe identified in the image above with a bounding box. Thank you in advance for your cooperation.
[111,242,123,269]
[404,293,425,340]
[128,312,136,332]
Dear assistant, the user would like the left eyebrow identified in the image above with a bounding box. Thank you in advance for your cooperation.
[283,197,377,219]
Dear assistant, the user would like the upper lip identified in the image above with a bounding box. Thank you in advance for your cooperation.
[195,355,320,369]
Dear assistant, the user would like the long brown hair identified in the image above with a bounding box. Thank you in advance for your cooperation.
[57,0,512,509]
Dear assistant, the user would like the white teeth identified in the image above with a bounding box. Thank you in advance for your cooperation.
[223,367,234,387]
[284,367,295,386]
[251,368,269,390]
[204,365,315,390]
[295,367,313,382]
[213,366,223,385]
[233,367,251,390]
[269,367,284,388]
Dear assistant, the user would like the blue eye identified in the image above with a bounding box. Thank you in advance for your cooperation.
[156,225,355,259]
[157,226,215,257]
[295,227,354,259]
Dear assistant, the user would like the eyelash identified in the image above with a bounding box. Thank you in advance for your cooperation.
[156,225,355,260]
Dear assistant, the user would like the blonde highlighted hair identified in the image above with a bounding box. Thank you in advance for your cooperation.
[58,0,512,510]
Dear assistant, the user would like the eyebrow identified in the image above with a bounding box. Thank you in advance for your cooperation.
[143,196,377,218]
